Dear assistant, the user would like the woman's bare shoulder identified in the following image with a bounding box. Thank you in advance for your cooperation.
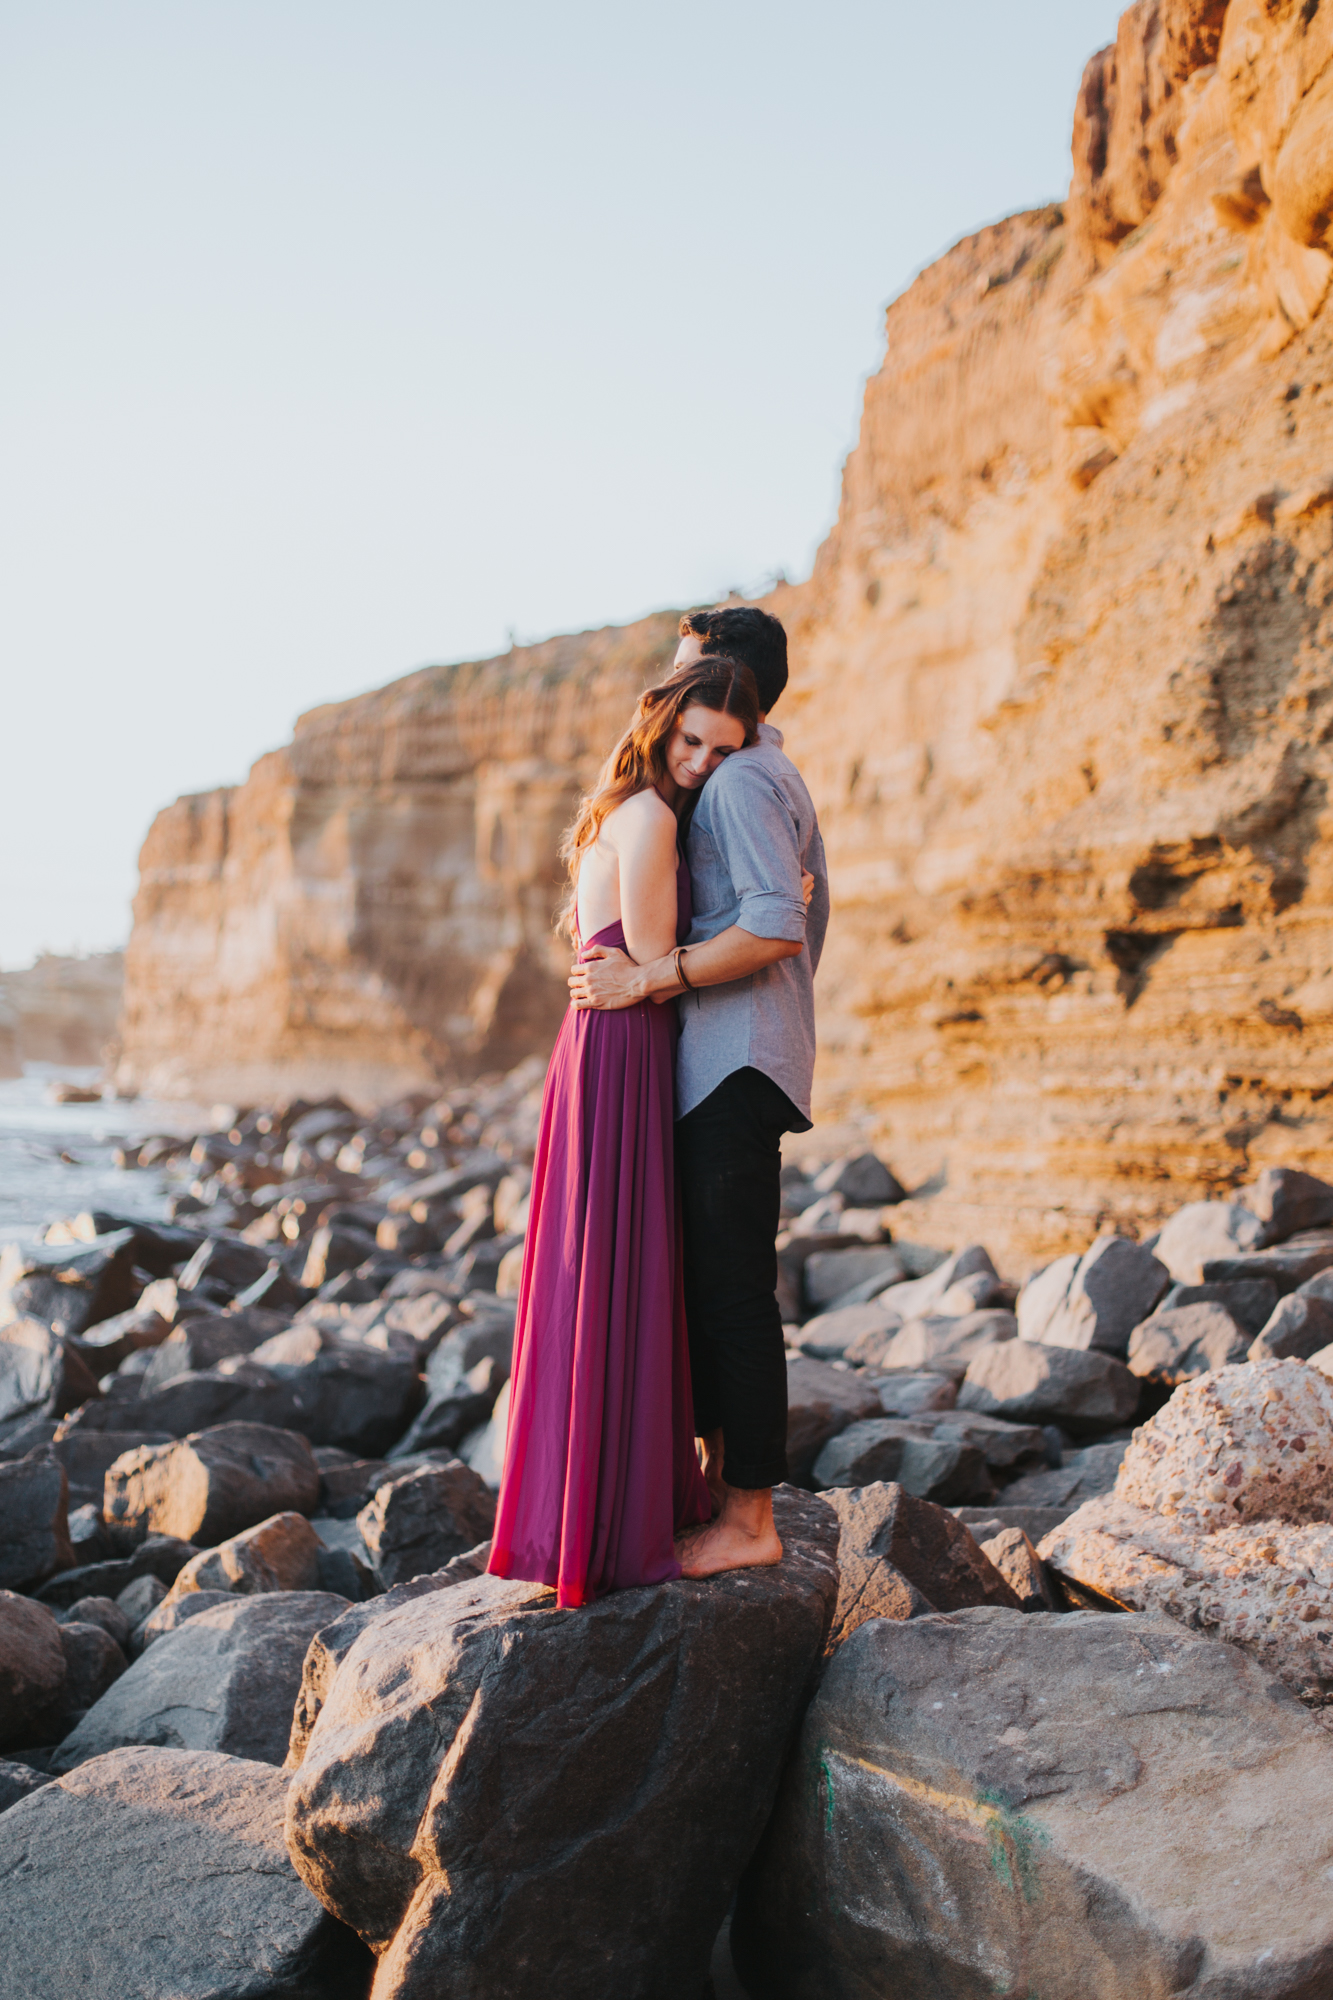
[601,788,676,845]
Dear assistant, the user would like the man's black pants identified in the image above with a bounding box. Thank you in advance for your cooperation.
[675,1065,801,1491]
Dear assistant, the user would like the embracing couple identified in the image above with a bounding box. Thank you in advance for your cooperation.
[487,605,828,1607]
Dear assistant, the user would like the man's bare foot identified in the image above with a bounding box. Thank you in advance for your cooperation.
[675,1482,782,1578]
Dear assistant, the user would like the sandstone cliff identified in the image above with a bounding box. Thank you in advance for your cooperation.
[119,619,678,1104]
[119,0,1333,1267]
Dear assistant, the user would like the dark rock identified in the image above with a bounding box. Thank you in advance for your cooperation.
[299,1224,379,1292]
[0,1411,58,1456]
[116,1572,167,1627]
[104,1421,320,1545]
[285,1541,494,1766]
[1017,1234,1169,1355]
[385,1151,508,1213]
[803,1247,900,1310]
[0,1592,65,1751]
[229,1262,312,1315]
[820,1484,1019,1655]
[733,1607,1333,2000]
[0,1319,102,1423]
[74,1301,173,1375]
[812,1153,906,1205]
[316,1453,395,1518]
[356,1462,497,1586]
[374,1289,460,1353]
[49,1428,174,1510]
[61,1344,421,1457]
[1154,1199,1266,1283]
[1242,1165,1333,1247]
[285,1489,838,1998]
[997,1438,1130,1509]
[928,1409,1047,1472]
[0,1230,141,1337]
[456,1232,523,1292]
[1127,1301,1251,1383]
[137,1308,292,1391]
[952,1502,1080,1542]
[958,1341,1139,1433]
[388,1356,505,1459]
[1249,1291,1333,1362]
[175,1234,276,1302]
[812,1420,988,1504]
[424,1310,515,1396]
[162,1511,325,1604]
[66,1503,113,1562]
[872,1370,957,1417]
[0,1758,51,1813]
[785,1357,883,1486]
[34,1534,199,1611]
[1203,1228,1333,1294]
[53,1213,209,1278]
[1155,1277,1279,1337]
[51,1590,351,1771]
[978,1525,1058,1611]
[852,1309,1018,1378]
[375,1214,443,1257]
[0,1452,74,1590]
[0,1745,373,1997]
[48,1619,128,1730]
[55,1595,132,1647]
[138,1589,236,1650]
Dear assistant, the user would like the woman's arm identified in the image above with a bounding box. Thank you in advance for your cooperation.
[608,794,681,967]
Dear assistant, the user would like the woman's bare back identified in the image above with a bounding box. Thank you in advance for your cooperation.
[575,789,681,966]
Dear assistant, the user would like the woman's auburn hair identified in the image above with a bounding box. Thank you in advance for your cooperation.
[557,654,760,936]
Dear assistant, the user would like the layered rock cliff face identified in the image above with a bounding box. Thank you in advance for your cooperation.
[120,0,1333,1266]
[119,620,678,1104]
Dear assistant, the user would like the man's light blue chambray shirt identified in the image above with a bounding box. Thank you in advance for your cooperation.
[677,723,829,1124]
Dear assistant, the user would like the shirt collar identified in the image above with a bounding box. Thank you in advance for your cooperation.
[757,722,784,748]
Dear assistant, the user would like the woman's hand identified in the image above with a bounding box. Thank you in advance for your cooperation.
[802,869,815,908]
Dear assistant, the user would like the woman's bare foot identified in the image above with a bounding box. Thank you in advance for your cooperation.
[675,1484,783,1578]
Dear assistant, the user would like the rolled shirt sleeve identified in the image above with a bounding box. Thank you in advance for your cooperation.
[705,761,808,942]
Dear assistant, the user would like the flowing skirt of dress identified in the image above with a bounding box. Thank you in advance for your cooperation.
[487,918,712,1608]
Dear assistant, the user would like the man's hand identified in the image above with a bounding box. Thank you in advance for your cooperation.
[568,945,645,1011]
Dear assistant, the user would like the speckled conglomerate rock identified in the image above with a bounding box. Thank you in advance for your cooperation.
[1041,1360,1333,1705]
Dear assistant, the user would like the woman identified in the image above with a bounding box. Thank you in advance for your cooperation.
[487,656,761,1607]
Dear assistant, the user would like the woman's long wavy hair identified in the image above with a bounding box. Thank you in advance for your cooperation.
[558,654,760,938]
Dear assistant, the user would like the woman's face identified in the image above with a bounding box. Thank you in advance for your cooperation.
[665,702,747,790]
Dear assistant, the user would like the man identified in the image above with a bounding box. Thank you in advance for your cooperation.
[568,603,829,1576]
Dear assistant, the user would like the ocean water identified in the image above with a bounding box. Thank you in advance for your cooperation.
[0,1065,214,1249]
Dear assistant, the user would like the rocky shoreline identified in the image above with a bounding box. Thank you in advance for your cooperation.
[4,1069,1333,1995]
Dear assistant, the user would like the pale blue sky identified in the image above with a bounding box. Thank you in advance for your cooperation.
[1,1,1124,967]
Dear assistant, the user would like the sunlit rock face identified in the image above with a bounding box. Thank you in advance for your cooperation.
[116,616,679,1105]
[777,0,1333,1264]
[121,4,1333,1261]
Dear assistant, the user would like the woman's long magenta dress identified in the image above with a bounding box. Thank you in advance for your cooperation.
[487,856,712,1607]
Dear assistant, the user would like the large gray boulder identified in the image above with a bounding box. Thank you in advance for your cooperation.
[0,1450,74,1590]
[0,1319,102,1423]
[286,1542,494,1766]
[733,1606,1333,1999]
[820,1482,1019,1653]
[848,1309,1016,1379]
[811,1420,987,1505]
[1154,1199,1266,1283]
[1017,1233,1169,1355]
[998,1438,1130,1509]
[51,1590,350,1771]
[356,1462,497,1586]
[958,1340,1139,1432]
[1241,1165,1333,1246]
[286,1488,839,2000]
[803,1247,900,1310]
[49,1428,174,1510]
[1127,1300,1251,1383]
[1249,1291,1333,1362]
[1156,1276,1279,1335]
[34,1532,199,1611]
[785,1358,882,1485]
[137,1309,292,1391]
[0,1591,66,1750]
[0,1759,51,1813]
[1203,1228,1333,1294]
[104,1422,321,1545]
[161,1511,325,1606]
[0,1746,371,1998]
[0,1230,140,1338]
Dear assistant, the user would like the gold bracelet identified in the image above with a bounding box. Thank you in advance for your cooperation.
[675,946,695,992]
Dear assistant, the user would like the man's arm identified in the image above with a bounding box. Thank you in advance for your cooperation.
[569,762,806,1011]
[568,924,797,1011]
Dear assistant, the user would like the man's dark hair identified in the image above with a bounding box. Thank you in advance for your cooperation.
[679,604,788,713]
